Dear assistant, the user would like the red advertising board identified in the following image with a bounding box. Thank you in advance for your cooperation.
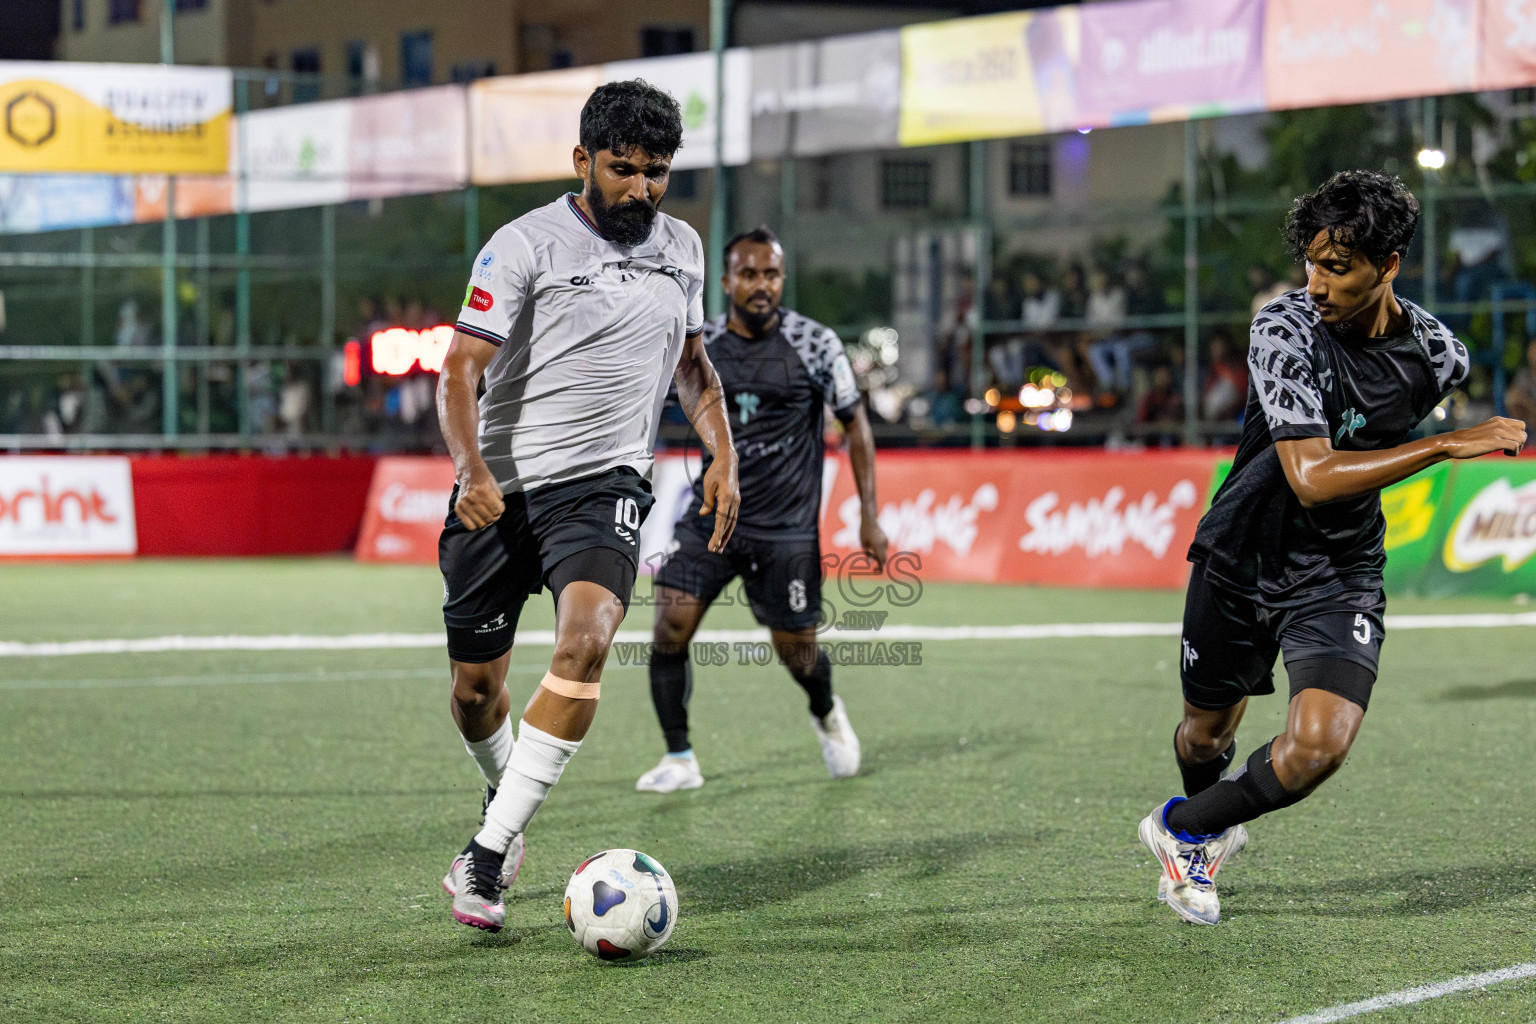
[354,456,456,563]
[819,450,1215,589]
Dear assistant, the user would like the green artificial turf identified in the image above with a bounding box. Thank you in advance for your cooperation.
[1,559,1534,1022]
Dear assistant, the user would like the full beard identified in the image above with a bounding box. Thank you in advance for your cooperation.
[588,178,658,247]
[733,297,780,335]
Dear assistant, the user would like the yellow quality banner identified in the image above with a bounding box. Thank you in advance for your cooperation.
[898,11,1052,147]
[0,61,231,175]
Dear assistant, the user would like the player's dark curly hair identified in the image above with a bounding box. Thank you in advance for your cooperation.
[724,225,781,261]
[1283,170,1420,267]
[579,79,684,159]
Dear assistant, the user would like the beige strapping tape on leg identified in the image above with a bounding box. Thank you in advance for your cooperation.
[539,671,601,700]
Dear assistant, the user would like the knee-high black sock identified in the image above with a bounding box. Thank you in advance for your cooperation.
[1165,738,1301,839]
[790,648,835,720]
[1175,725,1236,797]
[649,648,693,754]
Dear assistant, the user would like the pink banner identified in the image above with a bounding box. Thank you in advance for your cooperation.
[1077,0,1265,126]
[1265,0,1478,110]
[1478,0,1536,90]
[348,85,468,200]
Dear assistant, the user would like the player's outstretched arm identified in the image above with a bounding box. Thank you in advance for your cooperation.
[437,332,505,531]
[674,330,740,552]
[1277,416,1527,509]
[845,404,888,570]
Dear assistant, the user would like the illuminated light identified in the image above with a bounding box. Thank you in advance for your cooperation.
[1077,126,1093,135]
[1023,411,1039,426]
[1051,372,1067,388]
[1433,406,1448,421]
[1417,148,1447,170]
[1056,387,1073,403]
[997,410,1017,433]
[985,387,1001,407]
[1052,409,1074,431]
[343,340,362,387]
[370,324,455,375]
[963,398,988,415]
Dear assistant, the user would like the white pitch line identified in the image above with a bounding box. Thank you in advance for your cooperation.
[1275,962,1536,1023]
[0,612,1532,658]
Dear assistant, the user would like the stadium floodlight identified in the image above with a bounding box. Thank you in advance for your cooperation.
[1417,148,1447,170]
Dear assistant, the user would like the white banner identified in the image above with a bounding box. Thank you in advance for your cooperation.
[603,51,752,170]
[237,100,352,212]
[0,457,137,556]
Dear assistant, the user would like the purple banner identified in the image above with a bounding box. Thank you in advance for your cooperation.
[1077,0,1265,127]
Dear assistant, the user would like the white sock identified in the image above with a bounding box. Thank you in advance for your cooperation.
[462,715,513,789]
[475,719,581,853]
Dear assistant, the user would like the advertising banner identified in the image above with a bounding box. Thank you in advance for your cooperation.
[0,61,231,174]
[1380,461,1451,592]
[1077,0,1264,127]
[1264,0,1479,110]
[818,451,1212,589]
[133,173,234,221]
[354,456,455,564]
[0,456,136,557]
[1421,459,1536,596]
[603,51,751,171]
[750,30,901,159]
[0,173,134,234]
[348,85,468,200]
[470,67,603,185]
[238,100,352,212]
[1477,0,1536,90]
[899,8,1080,147]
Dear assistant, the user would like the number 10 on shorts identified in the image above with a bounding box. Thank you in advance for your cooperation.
[615,497,640,530]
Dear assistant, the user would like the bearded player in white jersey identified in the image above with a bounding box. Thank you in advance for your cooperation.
[435,80,740,932]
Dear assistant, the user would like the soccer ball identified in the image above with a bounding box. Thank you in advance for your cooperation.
[562,849,677,962]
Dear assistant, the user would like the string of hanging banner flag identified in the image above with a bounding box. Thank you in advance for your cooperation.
[1,0,1533,234]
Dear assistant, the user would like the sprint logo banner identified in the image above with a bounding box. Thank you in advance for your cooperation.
[0,61,231,174]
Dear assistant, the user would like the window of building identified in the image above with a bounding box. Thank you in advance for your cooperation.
[72,0,85,31]
[175,0,208,12]
[640,26,694,58]
[108,0,141,25]
[881,159,931,210]
[346,40,366,94]
[1008,141,1052,197]
[450,60,496,85]
[291,48,322,103]
[401,31,434,87]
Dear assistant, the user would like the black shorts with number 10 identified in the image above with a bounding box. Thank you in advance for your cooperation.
[1179,560,1385,713]
[439,466,653,664]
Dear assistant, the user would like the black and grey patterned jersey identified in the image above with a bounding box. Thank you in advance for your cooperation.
[682,309,860,540]
[1190,289,1469,606]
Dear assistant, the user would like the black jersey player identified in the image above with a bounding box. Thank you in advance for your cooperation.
[636,227,889,792]
[1138,171,1527,925]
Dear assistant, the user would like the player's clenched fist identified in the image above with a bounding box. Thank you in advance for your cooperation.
[1442,416,1527,460]
[454,466,505,530]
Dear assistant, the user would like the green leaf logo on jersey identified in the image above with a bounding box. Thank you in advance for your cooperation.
[735,392,760,425]
[1335,408,1367,446]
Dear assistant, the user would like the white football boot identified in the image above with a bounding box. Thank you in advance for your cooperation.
[1157,823,1248,903]
[812,695,861,779]
[442,832,525,896]
[635,752,705,793]
[1138,800,1221,926]
[443,840,509,932]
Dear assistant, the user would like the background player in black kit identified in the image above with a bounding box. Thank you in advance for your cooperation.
[636,227,889,793]
[1138,171,1527,925]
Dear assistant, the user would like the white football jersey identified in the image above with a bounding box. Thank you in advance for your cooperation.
[455,193,706,493]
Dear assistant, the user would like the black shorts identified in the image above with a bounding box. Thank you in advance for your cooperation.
[439,466,653,663]
[1179,563,1384,712]
[652,517,827,631]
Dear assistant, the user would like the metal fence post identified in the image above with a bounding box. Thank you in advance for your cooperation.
[969,139,990,450]
[320,202,337,434]
[1183,119,1200,447]
[160,0,178,438]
